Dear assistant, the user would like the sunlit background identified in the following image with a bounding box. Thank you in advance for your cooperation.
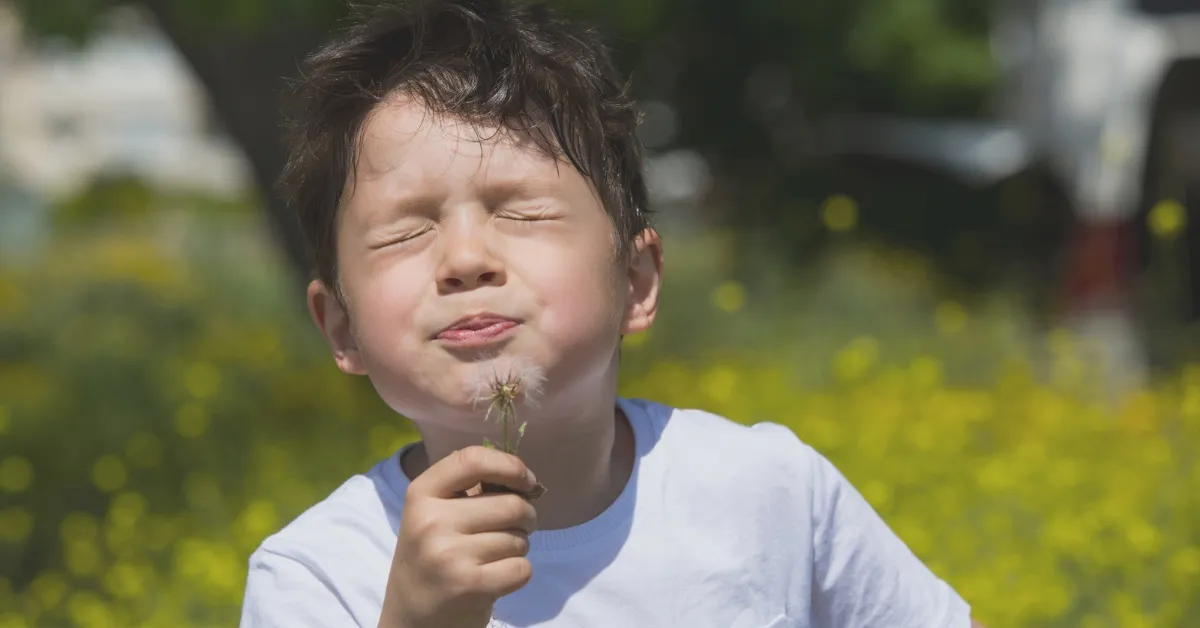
[2,0,1200,626]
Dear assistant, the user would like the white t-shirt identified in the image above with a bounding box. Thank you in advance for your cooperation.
[240,397,972,628]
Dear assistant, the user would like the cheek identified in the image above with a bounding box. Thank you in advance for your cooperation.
[526,252,624,345]
[343,258,425,352]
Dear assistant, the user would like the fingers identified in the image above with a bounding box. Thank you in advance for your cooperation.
[474,557,533,599]
[456,493,538,535]
[410,446,538,499]
[462,530,531,565]
[389,446,541,625]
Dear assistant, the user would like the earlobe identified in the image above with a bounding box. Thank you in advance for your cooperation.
[306,279,367,375]
[622,227,663,335]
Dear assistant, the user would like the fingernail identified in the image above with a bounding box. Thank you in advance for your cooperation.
[525,468,537,486]
[525,483,547,500]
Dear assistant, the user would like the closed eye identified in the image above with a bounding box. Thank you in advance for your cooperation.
[498,206,556,222]
[368,225,432,249]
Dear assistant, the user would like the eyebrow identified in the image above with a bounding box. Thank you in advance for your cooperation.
[369,177,559,224]
[381,191,442,220]
[476,179,557,206]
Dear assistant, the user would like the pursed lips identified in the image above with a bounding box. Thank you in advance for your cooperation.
[435,313,522,346]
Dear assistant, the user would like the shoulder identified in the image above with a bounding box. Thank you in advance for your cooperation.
[241,460,401,626]
[620,397,825,594]
[248,459,401,589]
[626,396,816,461]
[623,397,823,501]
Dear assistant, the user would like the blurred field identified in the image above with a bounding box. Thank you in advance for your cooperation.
[1,197,1199,628]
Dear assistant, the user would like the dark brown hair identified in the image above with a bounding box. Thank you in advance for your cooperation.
[278,0,650,295]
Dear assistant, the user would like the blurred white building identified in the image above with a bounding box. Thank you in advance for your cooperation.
[0,4,250,202]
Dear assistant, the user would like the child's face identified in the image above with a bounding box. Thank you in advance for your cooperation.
[307,96,660,429]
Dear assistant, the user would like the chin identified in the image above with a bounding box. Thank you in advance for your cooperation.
[372,344,560,419]
[452,353,541,404]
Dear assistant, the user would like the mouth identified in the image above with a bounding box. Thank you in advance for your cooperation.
[435,313,522,348]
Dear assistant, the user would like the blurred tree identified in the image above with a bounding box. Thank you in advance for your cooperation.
[12,0,997,281]
[14,0,342,282]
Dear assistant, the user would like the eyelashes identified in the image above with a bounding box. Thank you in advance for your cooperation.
[369,208,558,249]
[501,215,546,225]
[497,205,556,222]
[367,226,431,250]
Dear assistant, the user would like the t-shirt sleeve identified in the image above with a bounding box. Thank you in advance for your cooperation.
[239,547,361,628]
[807,446,972,628]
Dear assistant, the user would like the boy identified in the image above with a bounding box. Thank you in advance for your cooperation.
[240,0,986,626]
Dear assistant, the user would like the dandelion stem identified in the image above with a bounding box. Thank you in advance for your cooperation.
[475,362,547,499]
[502,403,511,453]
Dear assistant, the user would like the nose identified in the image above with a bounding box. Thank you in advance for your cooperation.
[434,211,506,293]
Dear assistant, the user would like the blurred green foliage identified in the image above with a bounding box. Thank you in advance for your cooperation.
[12,0,1005,284]
[1,201,1198,627]
[17,0,996,106]
[2,2,1196,626]
[0,209,408,625]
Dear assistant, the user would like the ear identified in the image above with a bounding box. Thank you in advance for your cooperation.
[307,279,367,375]
[622,227,663,335]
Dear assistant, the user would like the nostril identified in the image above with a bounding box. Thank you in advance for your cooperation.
[480,271,497,284]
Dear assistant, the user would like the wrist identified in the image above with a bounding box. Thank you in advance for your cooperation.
[377,602,490,628]
[376,597,420,628]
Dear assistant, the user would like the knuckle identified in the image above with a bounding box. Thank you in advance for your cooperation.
[505,453,527,477]
[422,535,455,567]
[509,558,533,586]
[405,508,441,538]
[445,564,476,598]
[511,533,530,556]
[500,495,530,521]
[404,479,424,502]
[462,559,492,595]
[524,504,538,532]
[456,446,489,473]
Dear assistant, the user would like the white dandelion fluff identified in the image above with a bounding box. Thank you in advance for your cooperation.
[464,355,546,455]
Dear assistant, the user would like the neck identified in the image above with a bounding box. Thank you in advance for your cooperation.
[401,386,635,531]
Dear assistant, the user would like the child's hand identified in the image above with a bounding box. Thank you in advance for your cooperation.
[378,446,539,628]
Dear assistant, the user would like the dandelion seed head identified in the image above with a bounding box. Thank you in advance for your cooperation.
[464,355,546,408]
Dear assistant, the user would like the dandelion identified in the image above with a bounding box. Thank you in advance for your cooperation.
[467,357,547,499]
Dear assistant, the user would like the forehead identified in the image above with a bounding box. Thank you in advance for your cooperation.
[351,96,567,191]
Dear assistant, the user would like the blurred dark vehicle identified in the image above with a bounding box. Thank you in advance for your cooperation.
[822,0,1200,369]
